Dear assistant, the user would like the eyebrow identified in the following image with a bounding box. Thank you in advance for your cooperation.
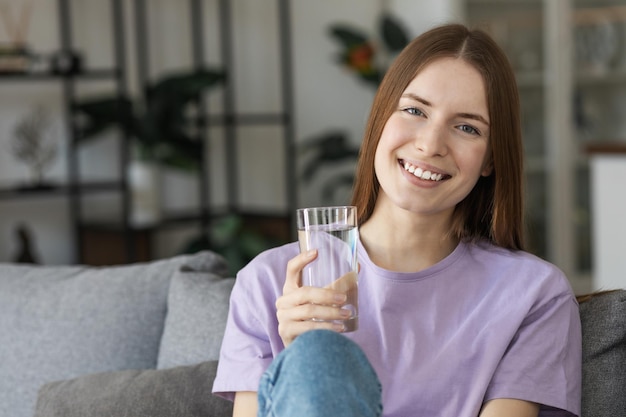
[401,93,490,126]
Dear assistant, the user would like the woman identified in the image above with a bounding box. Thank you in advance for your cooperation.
[213,23,581,417]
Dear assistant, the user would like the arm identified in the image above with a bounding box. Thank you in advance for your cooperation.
[479,398,539,417]
[233,391,258,417]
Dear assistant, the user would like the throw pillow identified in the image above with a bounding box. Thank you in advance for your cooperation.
[0,250,228,417]
[578,289,626,417]
[34,360,233,417]
[157,269,235,369]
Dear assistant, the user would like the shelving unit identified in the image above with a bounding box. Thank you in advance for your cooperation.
[0,0,296,265]
[0,0,129,263]
[464,0,626,291]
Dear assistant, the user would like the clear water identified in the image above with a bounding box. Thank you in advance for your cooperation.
[298,225,358,331]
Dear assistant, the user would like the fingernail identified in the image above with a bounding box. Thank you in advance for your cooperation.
[333,293,347,303]
[340,309,351,318]
[333,323,345,332]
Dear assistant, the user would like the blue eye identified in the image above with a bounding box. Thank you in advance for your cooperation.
[404,107,424,116]
[459,124,479,135]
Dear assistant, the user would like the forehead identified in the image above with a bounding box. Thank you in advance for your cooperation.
[402,57,489,116]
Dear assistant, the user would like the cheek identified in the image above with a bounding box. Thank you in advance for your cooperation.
[373,124,395,169]
[457,145,490,178]
[373,142,386,181]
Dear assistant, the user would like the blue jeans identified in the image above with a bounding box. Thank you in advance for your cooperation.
[257,330,383,417]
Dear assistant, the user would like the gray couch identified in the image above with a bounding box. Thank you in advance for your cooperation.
[0,251,234,417]
[0,249,624,417]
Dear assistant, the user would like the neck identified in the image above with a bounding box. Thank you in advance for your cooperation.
[359,203,459,273]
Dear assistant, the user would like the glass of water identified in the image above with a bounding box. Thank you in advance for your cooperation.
[297,206,359,332]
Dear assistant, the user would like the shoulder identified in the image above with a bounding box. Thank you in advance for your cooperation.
[468,240,567,279]
[463,240,575,303]
[234,241,300,295]
[239,241,300,277]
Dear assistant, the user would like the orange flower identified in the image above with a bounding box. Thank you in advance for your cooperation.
[346,42,375,73]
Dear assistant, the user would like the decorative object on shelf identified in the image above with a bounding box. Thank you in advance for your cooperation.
[0,43,30,72]
[73,68,225,172]
[329,13,409,87]
[0,0,34,73]
[12,222,39,264]
[574,10,619,75]
[10,106,58,187]
[299,130,360,204]
[50,49,83,75]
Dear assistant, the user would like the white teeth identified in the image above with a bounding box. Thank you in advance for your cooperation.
[403,161,444,182]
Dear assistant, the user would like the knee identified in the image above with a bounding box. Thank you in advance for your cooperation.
[290,329,363,364]
[259,330,382,417]
[283,330,379,388]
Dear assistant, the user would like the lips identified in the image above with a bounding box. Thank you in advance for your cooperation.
[399,159,450,182]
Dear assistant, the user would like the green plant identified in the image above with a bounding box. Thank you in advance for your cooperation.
[299,130,360,204]
[329,14,409,87]
[73,68,225,171]
[298,14,410,204]
[181,214,279,276]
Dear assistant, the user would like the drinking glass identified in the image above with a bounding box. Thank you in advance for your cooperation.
[297,206,359,332]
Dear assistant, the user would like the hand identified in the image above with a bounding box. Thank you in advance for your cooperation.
[276,249,350,347]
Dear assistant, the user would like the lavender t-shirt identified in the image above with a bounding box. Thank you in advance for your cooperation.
[212,239,581,417]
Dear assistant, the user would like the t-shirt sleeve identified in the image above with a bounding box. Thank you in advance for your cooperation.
[484,285,582,416]
[211,247,291,400]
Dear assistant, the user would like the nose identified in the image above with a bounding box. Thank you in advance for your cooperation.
[414,122,448,157]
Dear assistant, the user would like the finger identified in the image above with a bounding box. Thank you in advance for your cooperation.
[277,302,351,324]
[278,310,346,347]
[279,317,346,347]
[284,250,317,293]
[276,286,346,311]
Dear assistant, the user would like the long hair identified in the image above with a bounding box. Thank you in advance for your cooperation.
[350,23,524,250]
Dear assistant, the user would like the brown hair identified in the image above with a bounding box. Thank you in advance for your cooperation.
[350,23,524,250]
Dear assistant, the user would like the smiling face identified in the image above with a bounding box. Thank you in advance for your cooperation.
[373,57,492,221]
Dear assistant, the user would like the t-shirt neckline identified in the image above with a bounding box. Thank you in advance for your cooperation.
[356,238,468,281]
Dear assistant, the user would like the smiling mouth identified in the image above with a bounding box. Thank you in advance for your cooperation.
[400,160,450,182]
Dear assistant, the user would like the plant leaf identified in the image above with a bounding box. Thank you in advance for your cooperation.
[72,96,134,140]
[321,173,355,204]
[72,68,225,170]
[329,25,370,47]
[148,68,226,102]
[380,15,409,52]
[299,131,359,182]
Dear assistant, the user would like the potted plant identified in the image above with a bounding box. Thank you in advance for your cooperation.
[73,68,225,225]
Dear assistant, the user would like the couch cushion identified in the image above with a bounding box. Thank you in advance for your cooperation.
[34,360,233,417]
[0,251,228,417]
[157,269,235,369]
[579,289,626,417]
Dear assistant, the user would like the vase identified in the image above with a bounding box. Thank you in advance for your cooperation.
[127,160,161,227]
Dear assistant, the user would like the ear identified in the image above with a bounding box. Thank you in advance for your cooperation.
[481,161,493,177]
[480,144,493,177]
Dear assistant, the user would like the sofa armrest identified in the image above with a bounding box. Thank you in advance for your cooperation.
[578,289,626,417]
